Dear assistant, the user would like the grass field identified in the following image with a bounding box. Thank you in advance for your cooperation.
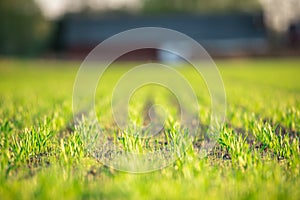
[0,58,299,199]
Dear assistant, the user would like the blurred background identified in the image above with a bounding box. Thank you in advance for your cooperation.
[1,0,300,60]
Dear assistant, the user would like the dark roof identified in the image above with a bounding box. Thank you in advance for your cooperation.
[58,13,266,47]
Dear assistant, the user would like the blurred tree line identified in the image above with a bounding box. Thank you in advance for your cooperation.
[142,0,260,14]
[1,0,297,56]
[0,0,51,56]
[1,0,260,57]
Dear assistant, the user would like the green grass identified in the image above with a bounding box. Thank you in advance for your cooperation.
[0,58,299,199]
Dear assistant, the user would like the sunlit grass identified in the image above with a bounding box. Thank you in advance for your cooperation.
[0,58,299,199]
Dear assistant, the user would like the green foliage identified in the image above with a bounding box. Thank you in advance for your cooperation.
[142,0,261,14]
[0,0,51,56]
